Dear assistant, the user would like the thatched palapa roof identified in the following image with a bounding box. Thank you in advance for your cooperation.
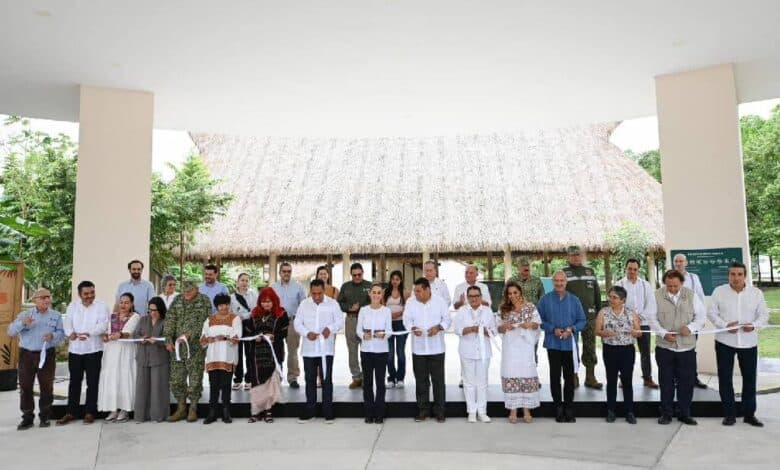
[189,124,664,260]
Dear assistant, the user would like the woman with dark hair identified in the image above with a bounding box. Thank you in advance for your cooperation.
[497,281,541,423]
[595,285,642,424]
[200,293,242,424]
[98,292,141,422]
[316,265,340,299]
[134,297,169,422]
[245,287,289,423]
[385,270,409,388]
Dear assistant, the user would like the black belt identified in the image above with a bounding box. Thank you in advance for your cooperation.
[20,347,55,354]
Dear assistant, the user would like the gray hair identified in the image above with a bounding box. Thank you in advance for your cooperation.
[552,270,568,280]
[161,275,176,285]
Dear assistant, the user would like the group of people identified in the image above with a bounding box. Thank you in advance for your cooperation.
[7,248,769,429]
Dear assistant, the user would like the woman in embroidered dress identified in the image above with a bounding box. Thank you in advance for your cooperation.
[98,292,141,422]
[199,293,242,424]
[498,282,541,423]
[595,285,642,424]
[245,287,289,423]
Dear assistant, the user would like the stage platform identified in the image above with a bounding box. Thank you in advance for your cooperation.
[50,335,734,419]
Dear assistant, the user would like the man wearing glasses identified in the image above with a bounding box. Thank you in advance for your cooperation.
[272,262,306,388]
[7,288,65,430]
[337,262,372,389]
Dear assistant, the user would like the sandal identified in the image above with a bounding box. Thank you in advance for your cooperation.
[263,412,274,423]
[508,415,518,424]
[248,413,261,423]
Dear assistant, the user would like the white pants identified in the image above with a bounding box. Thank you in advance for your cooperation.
[461,357,489,414]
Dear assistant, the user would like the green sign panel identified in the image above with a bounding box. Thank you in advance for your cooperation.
[670,247,743,296]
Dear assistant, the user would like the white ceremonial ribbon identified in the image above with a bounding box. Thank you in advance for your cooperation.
[175,334,190,361]
[118,337,165,343]
[571,335,580,372]
[639,324,780,336]
[485,326,502,353]
[477,323,487,364]
[315,304,329,380]
[38,341,48,369]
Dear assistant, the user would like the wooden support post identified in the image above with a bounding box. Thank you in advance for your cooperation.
[604,252,612,290]
[379,253,387,282]
[326,254,334,281]
[487,252,494,281]
[269,253,278,284]
[342,252,351,284]
[543,251,550,277]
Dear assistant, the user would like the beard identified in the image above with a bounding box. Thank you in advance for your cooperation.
[131,272,141,280]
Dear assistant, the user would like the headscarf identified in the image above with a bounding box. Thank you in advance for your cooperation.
[252,287,285,318]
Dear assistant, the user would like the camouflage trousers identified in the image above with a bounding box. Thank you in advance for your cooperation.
[579,310,598,369]
[170,350,205,403]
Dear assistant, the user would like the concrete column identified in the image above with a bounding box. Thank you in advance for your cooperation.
[72,86,153,303]
[269,254,278,284]
[503,246,513,281]
[655,63,750,375]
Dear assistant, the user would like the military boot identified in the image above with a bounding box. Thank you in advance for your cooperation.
[167,402,188,422]
[584,368,603,390]
[187,402,199,422]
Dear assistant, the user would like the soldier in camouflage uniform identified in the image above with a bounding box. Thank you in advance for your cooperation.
[165,279,211,422]
[562,246,603,389]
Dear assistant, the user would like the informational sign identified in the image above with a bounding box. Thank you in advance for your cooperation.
[0,261,24,390]
[670,248,743,296]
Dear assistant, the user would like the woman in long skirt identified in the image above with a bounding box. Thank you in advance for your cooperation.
[498,281,541,423]
[133,297,170,422]
[245,287,289,423]
[98,292,141,422]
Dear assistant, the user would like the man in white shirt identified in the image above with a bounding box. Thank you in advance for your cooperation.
[294,279,344,423]
[708,262,769,427]
[615,258,658,388]
[57,281,109,425]
[404,277,452,422]
[452,264,492,310]
[674,253,708,389]
[423,260,451,307]
[454,286,497,423]
[648,270,706,426]
[231,272,258,390]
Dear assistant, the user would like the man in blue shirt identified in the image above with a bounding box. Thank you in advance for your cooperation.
[199,264,229,314]
[271,262,306,388]
[115,259,156,315]
[537,270,586,423]
[7,288,65,430]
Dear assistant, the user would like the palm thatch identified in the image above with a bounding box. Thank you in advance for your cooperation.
[188,124,663,260]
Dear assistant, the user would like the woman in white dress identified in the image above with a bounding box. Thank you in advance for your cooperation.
[498,281,541,423]
[98,292,141,422]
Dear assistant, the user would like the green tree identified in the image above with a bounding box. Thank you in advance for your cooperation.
[0,116,78,303]
[605,221,652,282]
[625,149,661,183]
[150,154,233,278]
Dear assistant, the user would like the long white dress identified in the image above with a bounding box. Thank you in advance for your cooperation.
[98,312,141,412]
[500,303,541,409]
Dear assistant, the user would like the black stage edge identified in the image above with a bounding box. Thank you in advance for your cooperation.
[51,384,732,419]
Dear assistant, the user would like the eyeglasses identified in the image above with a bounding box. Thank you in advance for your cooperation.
[280,270,291,274]
[351,273,363,277]
[467,294,481,299]
[148,308,158,312]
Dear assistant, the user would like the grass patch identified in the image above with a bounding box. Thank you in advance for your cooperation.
[759,311,780,358]
[762,287,780,310]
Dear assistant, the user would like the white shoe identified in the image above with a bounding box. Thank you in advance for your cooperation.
[396,380,405,388]
[116,410,129,423]
[231,382,241,390]
[468,413,477,423]
[243,382,251,391]
[478,413,491,423]
[386,381,396,388]
[105,411,118,422]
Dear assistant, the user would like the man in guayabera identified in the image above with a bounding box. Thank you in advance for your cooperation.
[562,245,603,389]
[165,279,212,422]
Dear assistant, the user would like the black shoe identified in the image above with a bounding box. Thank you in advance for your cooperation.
[606,410,616,423]
[564,407,576,423]
[222,407,232,424]
[289,380,300,389]
[658,414,672,425]
[436,415,446,423]
[375,417,384,424]
[203,408,218,425]
[678,416,698,426]
[365,417,374,424]
[414,414,428,422]
[555,406,565,423]
[743,416,764,427]
[39,416,51,428]
[694,379,708,389]
[17,417,34,431]
[625,413,637,424]
[722,416,736,426]
[297,415,314,423]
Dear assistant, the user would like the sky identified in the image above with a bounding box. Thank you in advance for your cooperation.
[1,98,778,179]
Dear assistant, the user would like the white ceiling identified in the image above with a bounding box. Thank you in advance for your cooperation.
[1,0,778,137]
